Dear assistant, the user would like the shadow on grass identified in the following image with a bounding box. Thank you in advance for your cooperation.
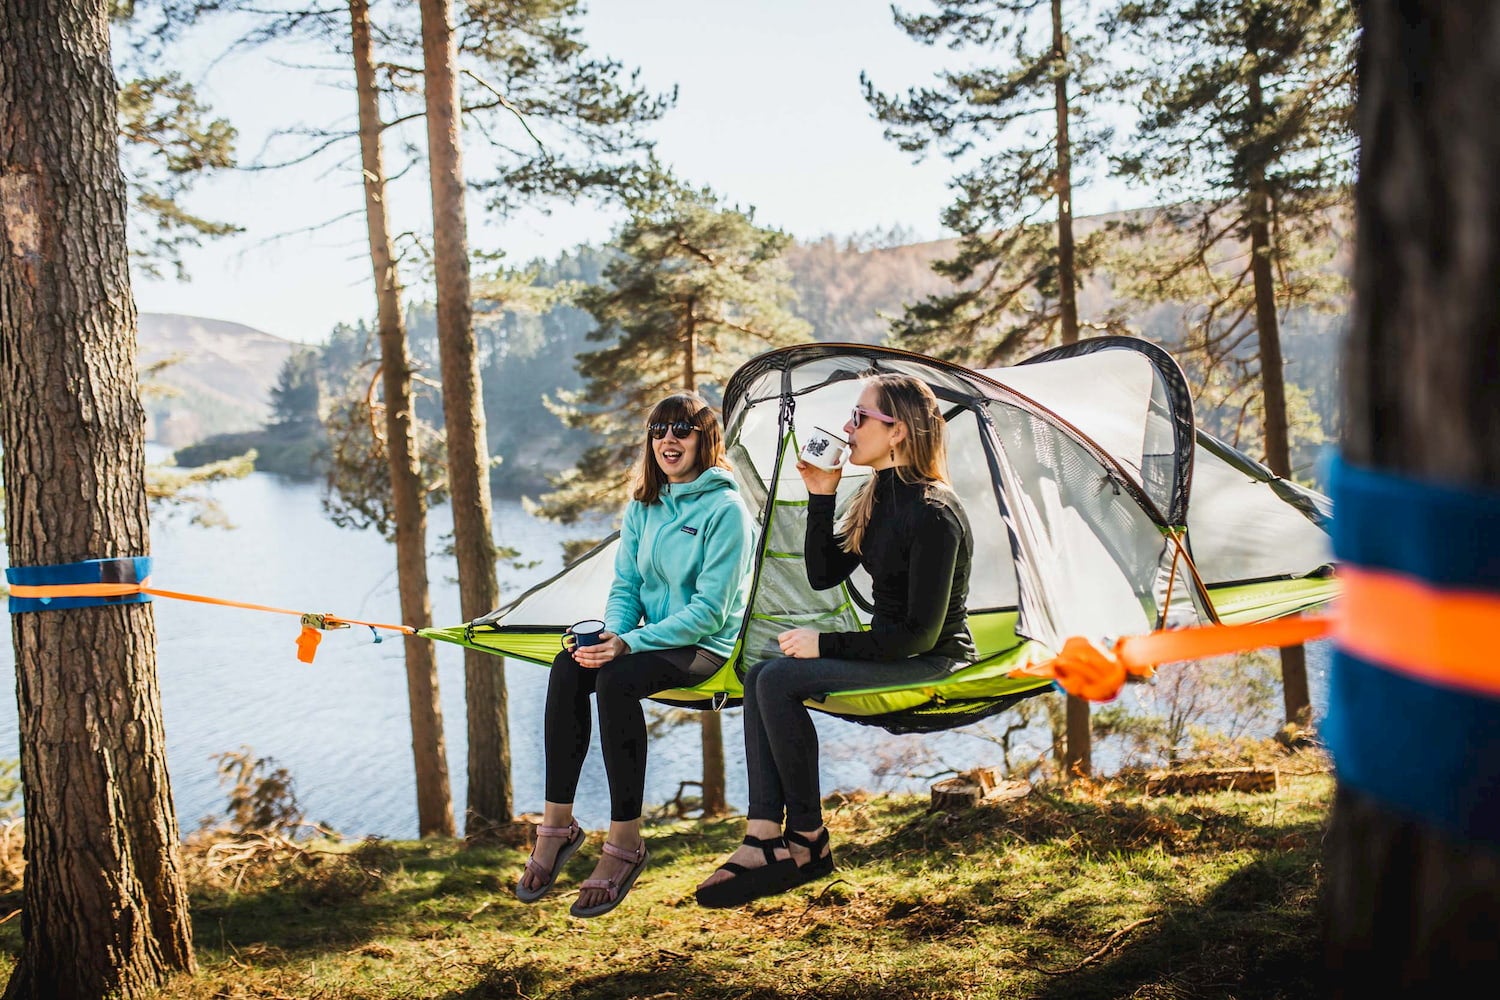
[443,959,962,1000]
[1018,855,1325,1000]
[854,787,1328,869]
[188,828,717,966]
[189,839,518,962]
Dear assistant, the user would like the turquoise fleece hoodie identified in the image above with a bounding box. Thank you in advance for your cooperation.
[604,465,754,659]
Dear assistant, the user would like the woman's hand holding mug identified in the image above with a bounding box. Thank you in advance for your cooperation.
[794,458,842,496]
[564,619,627,667]
[571,632,627,668]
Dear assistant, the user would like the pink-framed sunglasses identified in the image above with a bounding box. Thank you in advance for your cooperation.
[850,405,897,428]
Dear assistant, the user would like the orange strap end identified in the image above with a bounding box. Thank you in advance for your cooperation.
[295,626,322,664]
[1052,636,1130,702]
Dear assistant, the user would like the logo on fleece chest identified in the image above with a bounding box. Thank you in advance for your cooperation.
[641,517,703,578]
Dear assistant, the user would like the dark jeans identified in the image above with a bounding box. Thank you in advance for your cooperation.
[743,654,959,831]
[544,645,724,822]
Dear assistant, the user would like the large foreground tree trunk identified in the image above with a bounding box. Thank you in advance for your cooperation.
[0,0,195,994]
[351,0,454,838]
[418,0,513,835]
[1324,3,1500,994]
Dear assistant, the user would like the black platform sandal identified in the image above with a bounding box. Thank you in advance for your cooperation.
[695,834,798,908]
[785,826,835,887]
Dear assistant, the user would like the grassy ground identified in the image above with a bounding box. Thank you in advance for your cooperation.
[0,754,1334,999]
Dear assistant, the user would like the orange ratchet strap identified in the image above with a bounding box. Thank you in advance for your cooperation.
[7,578,414,664]
[1011,615,1336,702]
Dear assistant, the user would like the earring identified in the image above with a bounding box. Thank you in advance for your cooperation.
[889,446,896,466]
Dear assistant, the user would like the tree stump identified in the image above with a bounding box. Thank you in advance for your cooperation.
[469,813,540,849]
[930,767,1032,812]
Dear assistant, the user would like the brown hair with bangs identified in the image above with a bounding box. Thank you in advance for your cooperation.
[632,392,731,504]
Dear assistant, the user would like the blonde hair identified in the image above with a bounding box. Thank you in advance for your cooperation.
[632,393,730,504]
[838,374,950,553]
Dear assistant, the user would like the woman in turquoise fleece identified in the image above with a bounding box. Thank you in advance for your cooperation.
[516,393,754,918]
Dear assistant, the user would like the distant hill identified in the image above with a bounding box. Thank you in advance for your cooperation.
[783,235,958,343]
[138,313,304,447]
[151,213,1345,485]
[782,208,1179,346]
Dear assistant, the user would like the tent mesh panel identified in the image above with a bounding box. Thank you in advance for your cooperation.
[741,498,863,667]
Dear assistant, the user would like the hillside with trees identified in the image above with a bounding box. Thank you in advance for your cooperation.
[138,313,303,447]
[164,208,1349,491]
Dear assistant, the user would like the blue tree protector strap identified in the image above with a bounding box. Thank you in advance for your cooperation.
[6,557,154,613]
[1322,456,1500,846]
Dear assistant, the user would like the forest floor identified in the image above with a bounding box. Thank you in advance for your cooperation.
[0,743,1335,999]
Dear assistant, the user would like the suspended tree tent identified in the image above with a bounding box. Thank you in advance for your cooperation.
[423,338,1336,733]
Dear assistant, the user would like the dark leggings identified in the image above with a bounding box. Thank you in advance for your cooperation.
[743,654,958,831]
[544,646,722,821]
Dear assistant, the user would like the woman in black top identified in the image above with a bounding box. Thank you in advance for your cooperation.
[697,373,975,908]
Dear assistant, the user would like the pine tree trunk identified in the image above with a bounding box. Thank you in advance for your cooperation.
[683,327,727,815]
[1246,68,1311,728]
[683,300,697,391]
[699,712,727,816]
[0,0,195,993]
[1326,4,1500,992]
[1051,0,1089,775]
[1051,0,1079,348]
[1062,693,1091,780]
[418,0,512,836]
[351,0,454,838]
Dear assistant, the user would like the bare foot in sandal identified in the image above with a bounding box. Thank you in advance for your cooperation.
[571,818,649,917]
[785,825,835,886]
[696,819,791,895]
[516,804,583,902]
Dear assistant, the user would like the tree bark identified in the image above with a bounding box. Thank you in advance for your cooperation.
[1062,692,1091,781]
[1051,0,1079,348]
[1245,68,1311,728]
[0,0,195,993]
[417,0,512,835]
[1049,0,1091,777]
[681,323,727,816]
[350,0,454,839]
[1325,3,1500,994]
[683,299,697,392]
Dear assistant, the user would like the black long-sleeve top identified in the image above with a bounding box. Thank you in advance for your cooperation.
[805,467,977,663]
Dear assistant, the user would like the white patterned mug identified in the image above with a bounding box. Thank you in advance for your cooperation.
[799,426,849,471]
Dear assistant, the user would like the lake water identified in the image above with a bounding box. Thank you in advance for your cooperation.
[1,464,1331,840]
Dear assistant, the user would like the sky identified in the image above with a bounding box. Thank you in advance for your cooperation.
[130,0,1139,346]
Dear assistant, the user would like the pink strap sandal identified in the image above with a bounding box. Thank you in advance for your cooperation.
[515,819,584,903]
[569,840,650,918]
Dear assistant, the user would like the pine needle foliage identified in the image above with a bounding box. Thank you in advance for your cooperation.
[535,184,811,523]
[864,0,1124,365]
[319,324,451,539]
[457,0,677,216]
[110,3,241,281]
[1105,0,1356,469]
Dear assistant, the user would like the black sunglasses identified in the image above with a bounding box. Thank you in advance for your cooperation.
[649,420,698,440]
